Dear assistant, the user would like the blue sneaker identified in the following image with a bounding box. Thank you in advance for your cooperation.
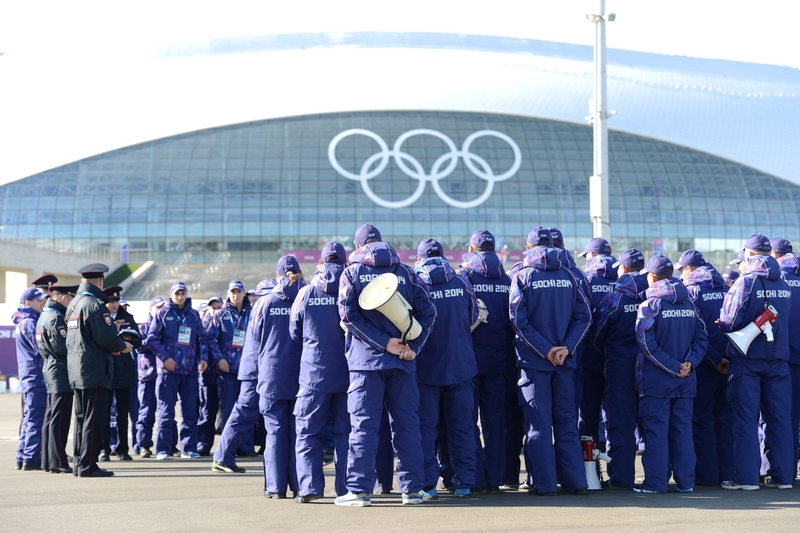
[454,487,472,499]
[420,487,438,501]
[334,492,371,507]
[180,452,201,459]
[678,487,694,493]
[401,492,423,505]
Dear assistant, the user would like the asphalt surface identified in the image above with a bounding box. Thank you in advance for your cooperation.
[1,393,798,532]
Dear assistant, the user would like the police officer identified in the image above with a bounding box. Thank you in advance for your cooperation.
[592,248,648,489]
[458,229,513,493]
[720,234,794,490]
[510,228,591,496]
[37,284,78,473]
[676,250,733,486]
[290,243,351,503]
[335,224,436,507]
[146,281,208,460]
[635,254,708,493]
[66,263,133,477]
[414,238,479,500]
[133,297,166,458]
[14,287,48,470]
[769,238,800,483]
[32,274,58,296]
[206,280,254,457]
[256,256,305,498]
[99,286,139,462]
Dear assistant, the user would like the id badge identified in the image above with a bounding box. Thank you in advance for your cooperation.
[178,325,191,346]
[232,329,246,349]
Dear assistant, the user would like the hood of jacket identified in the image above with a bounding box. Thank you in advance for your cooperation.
[272,275,305,302]
[685,264,726,290]
[585,255,618,281]
[12,305,39,325]
[744,254,782,281]
[460,251,505,279]
[558,248,577,270]
[415,257,456,286]
[777,253,800,276]
[522,246,561,271]
[349,242,400,268]
[616,272,647,300]
[311,262,345,295]
[645,278,689,304]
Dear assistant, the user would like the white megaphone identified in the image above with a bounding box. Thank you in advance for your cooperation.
[471,298,489,332]
[581,436,611,490]
[725,305,779,357]
[359,273,422,342]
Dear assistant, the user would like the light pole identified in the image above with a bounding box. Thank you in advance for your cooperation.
[586,2,615,240]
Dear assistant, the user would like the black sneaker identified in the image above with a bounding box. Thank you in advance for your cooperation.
[323,448,335,466]
[139,448,152,458]
[573,487,589,495]
[98,451,109,462]
[15,461,22,470]
[118,453,133,461]
[266,492,286,499]
[21,462,42,471]
[211,461,246,473]
[601,479,627,490]
[295,494,322,503]
[485,486,500,494]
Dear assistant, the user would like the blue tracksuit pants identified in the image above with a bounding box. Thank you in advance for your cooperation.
[17,387,46,464]
[345,369,424,495]
[374,408,395,492]
[259,396,298,494]
[639,395,695,492]
[518,366,586,493]
[472,373,506,488]
[213,379,259,465]
[155,373,199,455]
[604,381,638,489]
[692,365,734,485]
[579,368,606,445]
[294,390,349,497]
[503,368,525,486]
[728,358,794,486]
[196,380,219,453]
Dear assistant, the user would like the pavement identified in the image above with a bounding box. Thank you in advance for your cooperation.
[1,393,798,532]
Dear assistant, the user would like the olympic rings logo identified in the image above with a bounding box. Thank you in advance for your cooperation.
[327,128,522,209]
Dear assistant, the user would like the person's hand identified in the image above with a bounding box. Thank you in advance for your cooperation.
[398,347,417,361]
[677,361,692,378]
[546,346,568,366]
[199,360,208,373]
[164,358,177,372]
[217,359,230,373]
[115,319,125,329]
[121,342,134,354]
[716,358,729,375]
[386,338,407,356]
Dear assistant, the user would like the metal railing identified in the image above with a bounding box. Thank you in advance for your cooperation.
[190,252,232,292]
[130,252,193,300]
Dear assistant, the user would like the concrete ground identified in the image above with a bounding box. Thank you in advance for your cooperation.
[1,393,798,532]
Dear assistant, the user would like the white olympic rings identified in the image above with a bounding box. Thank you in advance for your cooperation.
[327,128,522,209]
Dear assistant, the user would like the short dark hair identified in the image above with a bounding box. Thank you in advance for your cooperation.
[427,250,442,257]
[365,238,379,244]
[652,271,672,281]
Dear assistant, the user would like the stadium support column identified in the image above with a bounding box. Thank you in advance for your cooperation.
[587,2,615,240]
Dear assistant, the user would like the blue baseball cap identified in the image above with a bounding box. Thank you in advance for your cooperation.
[526,226,553,246]
[149,296,166,308]
[468,229,495,251]
[277,255,300,276]
[729,249,745,265]
[676,249,706,268]
[321,242,347,264]
[612,248,645,270]
[208,296,223,305]
[579,237,612,257]
[228,279,245,292]
[722,270,740,282]
[19,287,46,304]
[354,224,382,246]
[255,279,278,296]
[548,227,564,248]
[170,281,187,294]
[640,254,674,276]
[417,238,444,258]
[770,237,792,253]
[744,233,771,253]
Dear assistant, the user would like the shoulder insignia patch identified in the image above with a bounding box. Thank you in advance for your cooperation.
[103,313,112,326]
[58,326,67,338]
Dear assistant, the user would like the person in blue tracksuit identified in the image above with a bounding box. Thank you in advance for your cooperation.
[723,270,740,288]
[458,229,514,493]
[212,280,277,474]
[635,254,708,493]
[14,287,48,470]
[510,228,591,496]
[257,255,305,498]
[207,280,254,457]
[414,238,479,500]
[592,248,647,489]
[578,254,617,448]
[290,242,351,503]
[676,250,734,486]
[134,297,166,457]
[770,238,800,483]
[335,224,436,507]
[146,281,208,460]
[502,258,526,490]
[197,296,223,455]
[719,234,794,490]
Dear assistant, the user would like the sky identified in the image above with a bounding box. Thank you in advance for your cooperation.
[0,0,798,185]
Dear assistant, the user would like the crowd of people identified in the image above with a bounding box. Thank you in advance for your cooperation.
[12,223,800,505]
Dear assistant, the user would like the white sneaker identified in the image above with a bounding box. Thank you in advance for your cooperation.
[721,481,759,490]
[156,452,170,461]
[334,492,371,507]
[401,492,423,505]
[764,477,793,490]
[180,452,201,459]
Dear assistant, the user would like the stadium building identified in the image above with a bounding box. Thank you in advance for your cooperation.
[2,32,799,270]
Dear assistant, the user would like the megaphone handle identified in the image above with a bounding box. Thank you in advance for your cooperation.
[400,309,414,345]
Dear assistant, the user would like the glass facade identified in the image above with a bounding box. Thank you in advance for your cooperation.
[1,110,797,264]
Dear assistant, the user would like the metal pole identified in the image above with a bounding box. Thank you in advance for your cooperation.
[588,1,613,240]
